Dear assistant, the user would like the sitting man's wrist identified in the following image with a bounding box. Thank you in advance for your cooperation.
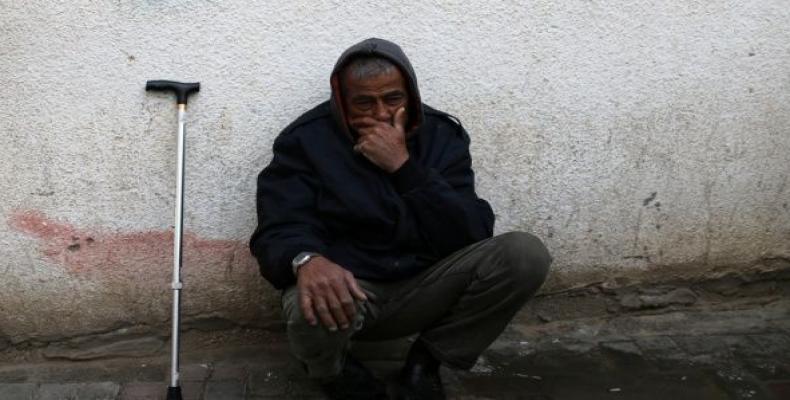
[292,252,322,276]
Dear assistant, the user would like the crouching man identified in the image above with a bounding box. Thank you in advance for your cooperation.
[250,38,552,399]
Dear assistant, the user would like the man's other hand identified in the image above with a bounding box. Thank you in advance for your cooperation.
[296,256,368,331]
[352,107,409,173]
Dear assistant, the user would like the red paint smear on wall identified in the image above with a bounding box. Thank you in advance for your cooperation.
[7,209,256,281]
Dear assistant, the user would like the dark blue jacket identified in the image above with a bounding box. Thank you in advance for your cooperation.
[249,39,494,289]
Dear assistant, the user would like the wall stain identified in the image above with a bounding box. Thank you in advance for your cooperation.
[7,210,256,281]
[632,207,643,254]
[643,192,657,206]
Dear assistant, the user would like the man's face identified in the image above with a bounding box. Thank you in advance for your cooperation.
[342,67,409,134]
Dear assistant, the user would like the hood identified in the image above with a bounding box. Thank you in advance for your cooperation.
[330,38,424,139]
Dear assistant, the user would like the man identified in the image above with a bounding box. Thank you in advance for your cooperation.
[250,38,551,400]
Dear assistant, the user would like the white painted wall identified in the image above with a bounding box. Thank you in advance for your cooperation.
[1,1,788,343]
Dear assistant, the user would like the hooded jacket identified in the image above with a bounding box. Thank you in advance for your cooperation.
[250,38,495,289]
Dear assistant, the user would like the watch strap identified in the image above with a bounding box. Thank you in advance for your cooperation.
[292,252,321,276]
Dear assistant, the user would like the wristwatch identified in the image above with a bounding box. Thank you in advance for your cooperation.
[292,252,321,276]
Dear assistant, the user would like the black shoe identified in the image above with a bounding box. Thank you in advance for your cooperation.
[393,341,446,400]
[320,355,388,400]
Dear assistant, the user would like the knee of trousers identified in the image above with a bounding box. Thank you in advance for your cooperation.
[486,231,552,296]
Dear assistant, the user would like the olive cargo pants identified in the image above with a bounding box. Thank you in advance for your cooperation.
[281,231,552,379]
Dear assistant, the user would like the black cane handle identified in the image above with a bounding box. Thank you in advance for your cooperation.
[146,80,200,105]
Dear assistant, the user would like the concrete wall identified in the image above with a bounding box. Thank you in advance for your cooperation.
[1,1,788,344]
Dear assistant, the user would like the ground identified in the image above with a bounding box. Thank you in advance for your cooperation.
[1,268,789,399]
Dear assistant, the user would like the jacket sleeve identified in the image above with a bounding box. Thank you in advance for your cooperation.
[249,133,328,289]
[391,122,495,257]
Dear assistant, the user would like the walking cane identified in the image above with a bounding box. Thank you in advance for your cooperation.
[145,80,200,400]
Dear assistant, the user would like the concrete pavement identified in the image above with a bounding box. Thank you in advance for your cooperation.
[1,300,788,399]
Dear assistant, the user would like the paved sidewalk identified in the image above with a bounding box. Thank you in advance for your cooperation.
[1,298,789,399]
[0,289,790,400]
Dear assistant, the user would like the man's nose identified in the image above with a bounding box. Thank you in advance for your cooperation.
[373,101,390,122]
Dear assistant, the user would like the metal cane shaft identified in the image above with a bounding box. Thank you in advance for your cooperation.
[145,79,198,400]
[170,104,187,388]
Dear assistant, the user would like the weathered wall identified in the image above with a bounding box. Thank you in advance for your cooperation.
[1,1,788,344]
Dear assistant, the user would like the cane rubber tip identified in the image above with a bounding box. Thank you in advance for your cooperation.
[166,386,182,400]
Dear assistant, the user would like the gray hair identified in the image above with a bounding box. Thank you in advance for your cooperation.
[342,56,398,82]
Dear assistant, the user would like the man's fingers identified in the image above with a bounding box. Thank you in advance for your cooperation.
[299,292,317,326]
[355,126,377,138]
[324,291,349,331]
[354,136,379,154]
[332,284,357,325]
[393,107,407,133]
[329,295,352,330]
[313,297,338,331]
[340,298,356,325]
[297,259,362,332]
[353,140,367,154]
[345,273,368,301]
